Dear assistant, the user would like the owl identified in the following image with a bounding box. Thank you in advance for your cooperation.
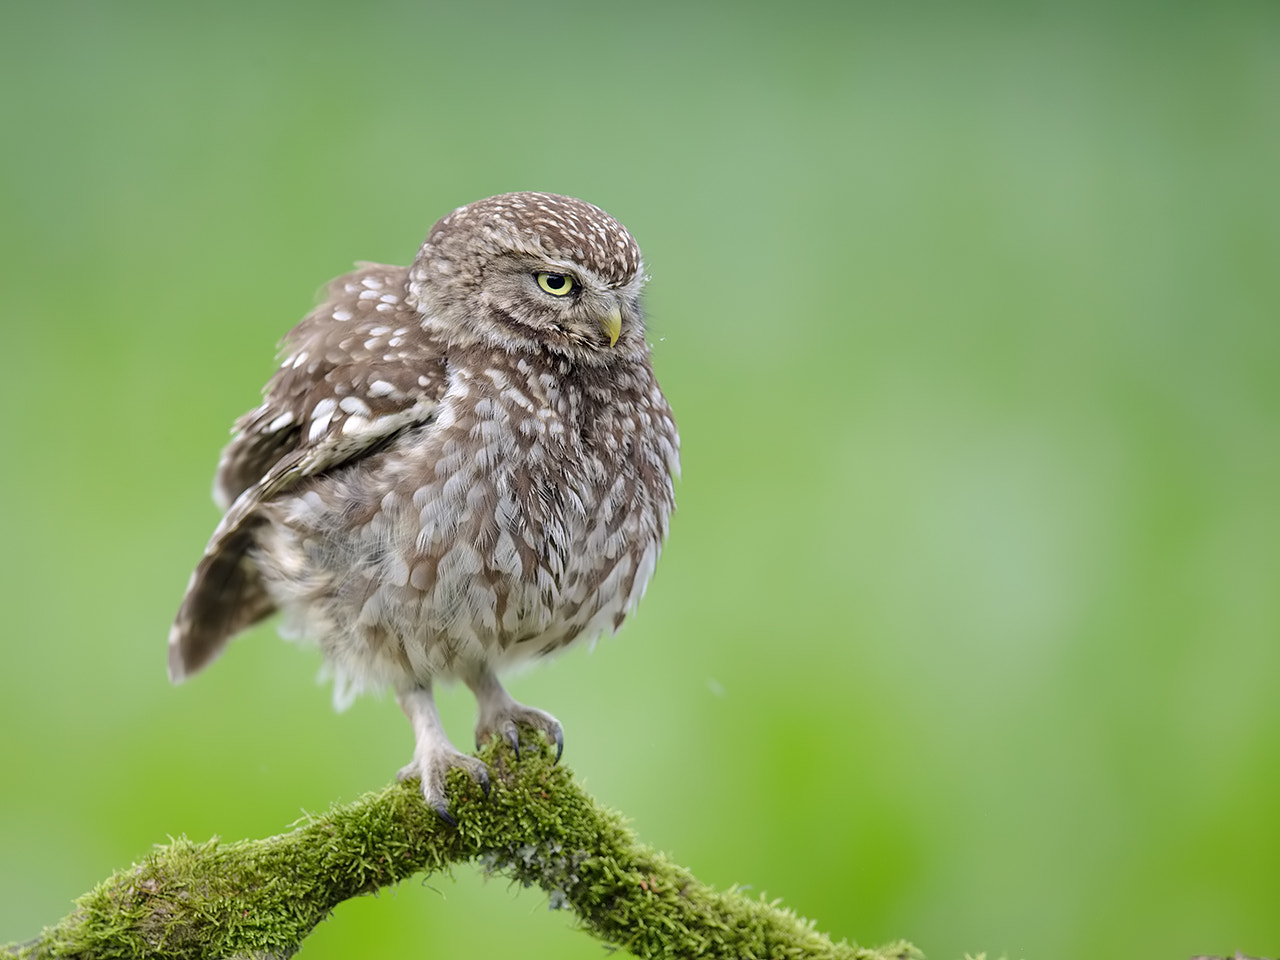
[169,192,679,822]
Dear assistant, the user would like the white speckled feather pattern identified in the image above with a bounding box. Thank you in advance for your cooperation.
[253,340,676,706]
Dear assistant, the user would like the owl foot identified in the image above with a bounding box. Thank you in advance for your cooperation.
[396,748,490,826]
[476,702,564,761]
[467,668,564,762]
[396,683,489,825]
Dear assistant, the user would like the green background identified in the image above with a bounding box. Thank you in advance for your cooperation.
[2,3,1277,958]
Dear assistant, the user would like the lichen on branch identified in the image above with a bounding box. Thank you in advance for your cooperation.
[3,740,920,960]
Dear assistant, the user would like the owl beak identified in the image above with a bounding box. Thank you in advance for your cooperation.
[600,306,622,347]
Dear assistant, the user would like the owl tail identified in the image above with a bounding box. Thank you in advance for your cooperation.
[168,521,275,682]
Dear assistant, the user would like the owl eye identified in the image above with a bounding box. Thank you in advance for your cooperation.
[535,272,575,296]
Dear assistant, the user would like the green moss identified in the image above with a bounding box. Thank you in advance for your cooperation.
[3,740,920,960]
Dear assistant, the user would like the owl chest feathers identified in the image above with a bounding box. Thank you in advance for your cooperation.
[255,346,677,690]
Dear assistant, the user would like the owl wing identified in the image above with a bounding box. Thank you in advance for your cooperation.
[169,262,449,681]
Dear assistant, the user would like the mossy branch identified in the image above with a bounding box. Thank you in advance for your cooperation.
[3,739,920,960]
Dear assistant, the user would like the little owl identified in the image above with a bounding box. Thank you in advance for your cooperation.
[169,192,679,822]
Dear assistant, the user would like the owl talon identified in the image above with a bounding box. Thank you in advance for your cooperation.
[399,751,491,823]
[550,726,564,764]
[430,799,457,828]
[477,709,564,762]
[397,685,491,824]
[470,671,565,763]
[503,721,521,758]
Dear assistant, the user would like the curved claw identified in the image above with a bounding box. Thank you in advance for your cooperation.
[504,721,522,759]
[399,749,491,826]
[470,677,564,764]
[550,725,564,763]
[430,799,457,828]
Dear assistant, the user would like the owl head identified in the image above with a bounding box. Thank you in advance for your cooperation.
[406,192,649,365]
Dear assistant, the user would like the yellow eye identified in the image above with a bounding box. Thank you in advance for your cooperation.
[535,272,575,296]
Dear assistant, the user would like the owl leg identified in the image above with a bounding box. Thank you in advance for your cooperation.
[466,667,564,762]
[396,682,490,825]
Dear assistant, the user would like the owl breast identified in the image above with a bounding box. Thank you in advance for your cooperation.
[253,345,678,704]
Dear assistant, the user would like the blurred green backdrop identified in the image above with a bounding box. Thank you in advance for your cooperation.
[2,2,1277,958]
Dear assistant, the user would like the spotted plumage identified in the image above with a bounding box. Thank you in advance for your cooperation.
[170,193,678,821]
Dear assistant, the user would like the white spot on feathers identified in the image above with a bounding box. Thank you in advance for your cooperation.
[311,397,337,422]
[266,411,295,432]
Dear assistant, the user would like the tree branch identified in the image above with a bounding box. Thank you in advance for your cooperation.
[3,740,920,960]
